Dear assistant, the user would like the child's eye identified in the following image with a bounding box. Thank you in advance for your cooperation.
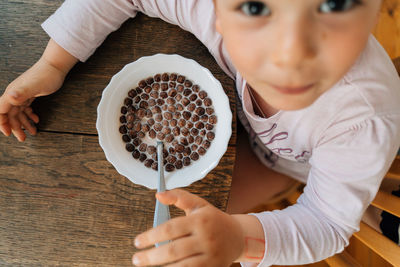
[319,0,362,13]
[240,1,271,16]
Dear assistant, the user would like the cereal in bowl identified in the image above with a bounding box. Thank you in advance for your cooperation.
[119,73,217,172]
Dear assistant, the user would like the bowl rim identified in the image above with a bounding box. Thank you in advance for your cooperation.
[96,53,232,189]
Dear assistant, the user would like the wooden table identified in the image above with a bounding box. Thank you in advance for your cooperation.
[0,1,236,266]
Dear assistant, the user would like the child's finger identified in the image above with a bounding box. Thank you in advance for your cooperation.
[0,114,11,136]
[135,216,191,249]
[18,113,37,136]
[10,126,26,142]
[132,236,201,266]
[24,107,39,124]
[156,189,209,215]
[8,109,26,142]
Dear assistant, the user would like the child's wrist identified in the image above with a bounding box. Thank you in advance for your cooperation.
[232,214,266,263]
[38,56,69,79]
[41,39,78,76]
[229,214,246,262]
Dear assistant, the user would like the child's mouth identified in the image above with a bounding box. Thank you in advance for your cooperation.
[270,83,314,95]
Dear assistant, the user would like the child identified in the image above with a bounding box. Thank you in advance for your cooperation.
[1,0,400,266]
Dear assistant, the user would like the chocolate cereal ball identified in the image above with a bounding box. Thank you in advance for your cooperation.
[126,143,135,152]
[165,164,175,172]
[120,72,217,172]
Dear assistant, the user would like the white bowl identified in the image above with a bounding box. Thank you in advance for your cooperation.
[96,54,232,189]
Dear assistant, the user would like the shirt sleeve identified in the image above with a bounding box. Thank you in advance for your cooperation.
[41,0,236,78]
[42,0,138,62]
[241,114,400,266]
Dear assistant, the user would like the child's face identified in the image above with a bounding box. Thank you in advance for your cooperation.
[215,0,381,111]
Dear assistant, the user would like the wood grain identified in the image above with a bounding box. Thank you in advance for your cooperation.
[324,251,361,267]
[345,236,393,267]
[0,132,152,266]
[0,131,234,266]
[386,156,400,180]
[353,222,400,267]
[371,189,400,217]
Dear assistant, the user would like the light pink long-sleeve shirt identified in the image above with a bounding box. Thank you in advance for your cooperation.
[42,1,400,266]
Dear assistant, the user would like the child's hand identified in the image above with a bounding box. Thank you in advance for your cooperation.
[133,189,245,267]
[0,58,66,141]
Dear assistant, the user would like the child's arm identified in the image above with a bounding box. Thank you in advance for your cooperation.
[0,39,78,141]
[1,0,138,141]
[132,189,266,266]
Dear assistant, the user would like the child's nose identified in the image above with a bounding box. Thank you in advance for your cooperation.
[270,19,317,70]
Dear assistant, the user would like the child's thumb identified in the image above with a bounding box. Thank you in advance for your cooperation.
[156,189,209,215]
